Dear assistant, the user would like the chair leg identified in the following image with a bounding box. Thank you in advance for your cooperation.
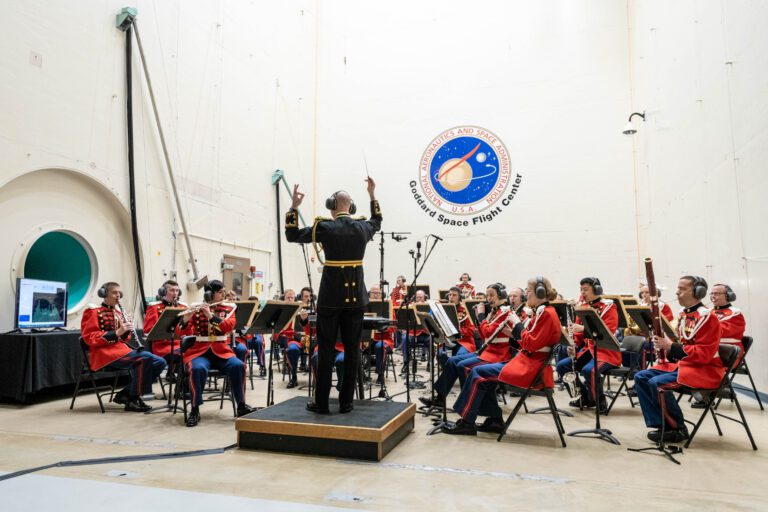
[158,375,167,400]
[546,392,567,447]
[109,374,119,402]
[605,377,625,415]
[684,399,714,449]
[497,391,531,442]
[742,361,764,411]
[70,370,83,410]
[91,371,106,414]
[730,386,758,450]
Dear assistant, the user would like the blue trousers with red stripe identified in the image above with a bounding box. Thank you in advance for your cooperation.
[373,342,392,375]
[187,350,246,407]
[234,342,248,362]
[285,342,302,379]
[434,352,485,398]
[437,344,470,368]
[247,335,265,367]
[105,349,166,399]
[634,368,684,429]
[580,359,616,401]
[452,363,505,424]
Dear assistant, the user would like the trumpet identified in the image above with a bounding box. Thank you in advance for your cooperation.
[176,300,230,316]
[562,302,581,399]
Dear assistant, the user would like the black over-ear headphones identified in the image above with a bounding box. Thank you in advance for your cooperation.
[582,277,603,296]
[723,284,737,302]
[325,191,357,215]
[690,276,708,300]
[519,287,528,303]
[488,282,508,300]
[157,280,182,300]
[97,282,123,299]
[534,276,547,300]
[204,280,224,302]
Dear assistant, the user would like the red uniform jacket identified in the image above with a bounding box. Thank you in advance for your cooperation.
[81,304,133,370]
[179,304,237,364]
[672,305,725,389]
[499,304,561,389]
[390,286,407,308]
[575,298,620,366]
[456,282,476,299]
[660,302,674,322]
[477,306,514,363]
[712,305,746,357]
[455,304,476,352]
[143,300,186,357]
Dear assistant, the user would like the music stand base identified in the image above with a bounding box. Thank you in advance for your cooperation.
[417,404,442,419]
[568,428,621,445]
[426,420,456,436]
[628,444,682,465]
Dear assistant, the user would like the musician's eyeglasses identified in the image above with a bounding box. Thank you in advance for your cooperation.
[710,292,725,296]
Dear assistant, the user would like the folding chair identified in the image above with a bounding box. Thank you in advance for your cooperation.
[70,339,130,413]
[724,336,762,411]
[497,350,566,448]
[603,335,645,415]
[677,344,757,450]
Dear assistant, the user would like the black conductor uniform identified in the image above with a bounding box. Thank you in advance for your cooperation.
[285,200,382,411]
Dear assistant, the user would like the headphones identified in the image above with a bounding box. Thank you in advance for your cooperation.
[97,282,123,299]
[639,288,661,300]
[488,282,508,300]
[690,276,708,300]
[325,191,357,215]
[534,276,547,300]
[519,287,528,303]
[157,280,182,300]
[204,280,225,302]
[582,277,603,296]
[722,284,737,302]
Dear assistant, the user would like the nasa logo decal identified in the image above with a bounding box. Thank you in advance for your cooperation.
[410,126,522,226]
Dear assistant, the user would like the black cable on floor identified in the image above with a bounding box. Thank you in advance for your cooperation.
[0,444,237,482]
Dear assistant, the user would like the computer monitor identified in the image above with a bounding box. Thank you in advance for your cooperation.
[14,278,68,329]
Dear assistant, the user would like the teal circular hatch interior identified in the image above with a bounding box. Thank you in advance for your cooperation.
[24,231,93,309]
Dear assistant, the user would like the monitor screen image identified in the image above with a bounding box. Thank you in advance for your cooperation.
[15,278,68,329]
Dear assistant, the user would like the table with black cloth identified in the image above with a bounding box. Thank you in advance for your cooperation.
[0,330,84,402]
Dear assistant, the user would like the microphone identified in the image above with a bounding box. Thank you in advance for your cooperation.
[430,234,443,242]
[416,241,422,259]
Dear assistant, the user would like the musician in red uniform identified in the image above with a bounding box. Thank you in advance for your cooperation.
[634,276,724,443]
[456,273,476,299]
[420,283,513,410]
[285,287,313,388]
[690,283,746,408]
[399,289,431,374]
[560,277,619,413]
[144,280,185,360]
[444,277,560,435]
[179,280,254,427]
[81,282,166,412]
[639,285,673,322]
[390,275,408,308]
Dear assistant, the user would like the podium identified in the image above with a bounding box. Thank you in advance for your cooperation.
[567,308,622,445]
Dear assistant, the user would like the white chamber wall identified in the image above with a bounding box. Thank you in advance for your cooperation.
[629,0,768,390]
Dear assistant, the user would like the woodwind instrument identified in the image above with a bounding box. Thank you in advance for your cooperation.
[116,301,145,350]
[562,301,581,399]
[176,299,228,316]
[476,306,515,356]
[644,257,667,364]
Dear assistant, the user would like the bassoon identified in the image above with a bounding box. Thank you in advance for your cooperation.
[644,257,667,363]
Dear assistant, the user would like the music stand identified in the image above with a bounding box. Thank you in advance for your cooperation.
[408,284,431,299]
[604,296,632,330]
[144,307,184,414]
[245,300,302,406]
[567,308,622,445]
[625,305,679,343]
[464,299,483,325]
[393,307,425,392]
[438,289,450,302]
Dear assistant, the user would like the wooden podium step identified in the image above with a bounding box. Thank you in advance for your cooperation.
[236,396,416,461]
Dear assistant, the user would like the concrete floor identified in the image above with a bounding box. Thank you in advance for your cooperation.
[1,355,766,511]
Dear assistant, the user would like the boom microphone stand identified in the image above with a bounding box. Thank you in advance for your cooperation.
[298,243,317,398]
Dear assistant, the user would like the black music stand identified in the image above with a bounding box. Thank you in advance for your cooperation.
[245,300,301,406]
[233,301,259,388]
[464,299,483,326]
[144,307,184,414]
[415,312,454,430]
[438,289,450,302]
[567,308,621,445]
[408,284,432,299]
[394,306,425,394]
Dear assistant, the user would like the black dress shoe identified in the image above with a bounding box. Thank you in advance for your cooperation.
[186,407,201,427]
[597,397,609,415]
[237,403,255,417]
[419,396,444,408]
[125,397,152,413]
[443,419,477,436]
[306,402,330,414]
[627,387,638,398]
[690,399,707,409]
[258,367,266,377]
[339,403,354,414]
[112,390,130,405]
[648,427,689,443]
[476,417,506,433]
[287,377,298,389]
[569,397,594,409]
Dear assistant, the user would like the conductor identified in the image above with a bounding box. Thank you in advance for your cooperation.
[285,177,382,414]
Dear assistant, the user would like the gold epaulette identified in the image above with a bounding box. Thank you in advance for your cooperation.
[352,216,368,220]
[314,216,334,223]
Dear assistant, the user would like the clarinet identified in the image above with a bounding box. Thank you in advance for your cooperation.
[117,301,145,351]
